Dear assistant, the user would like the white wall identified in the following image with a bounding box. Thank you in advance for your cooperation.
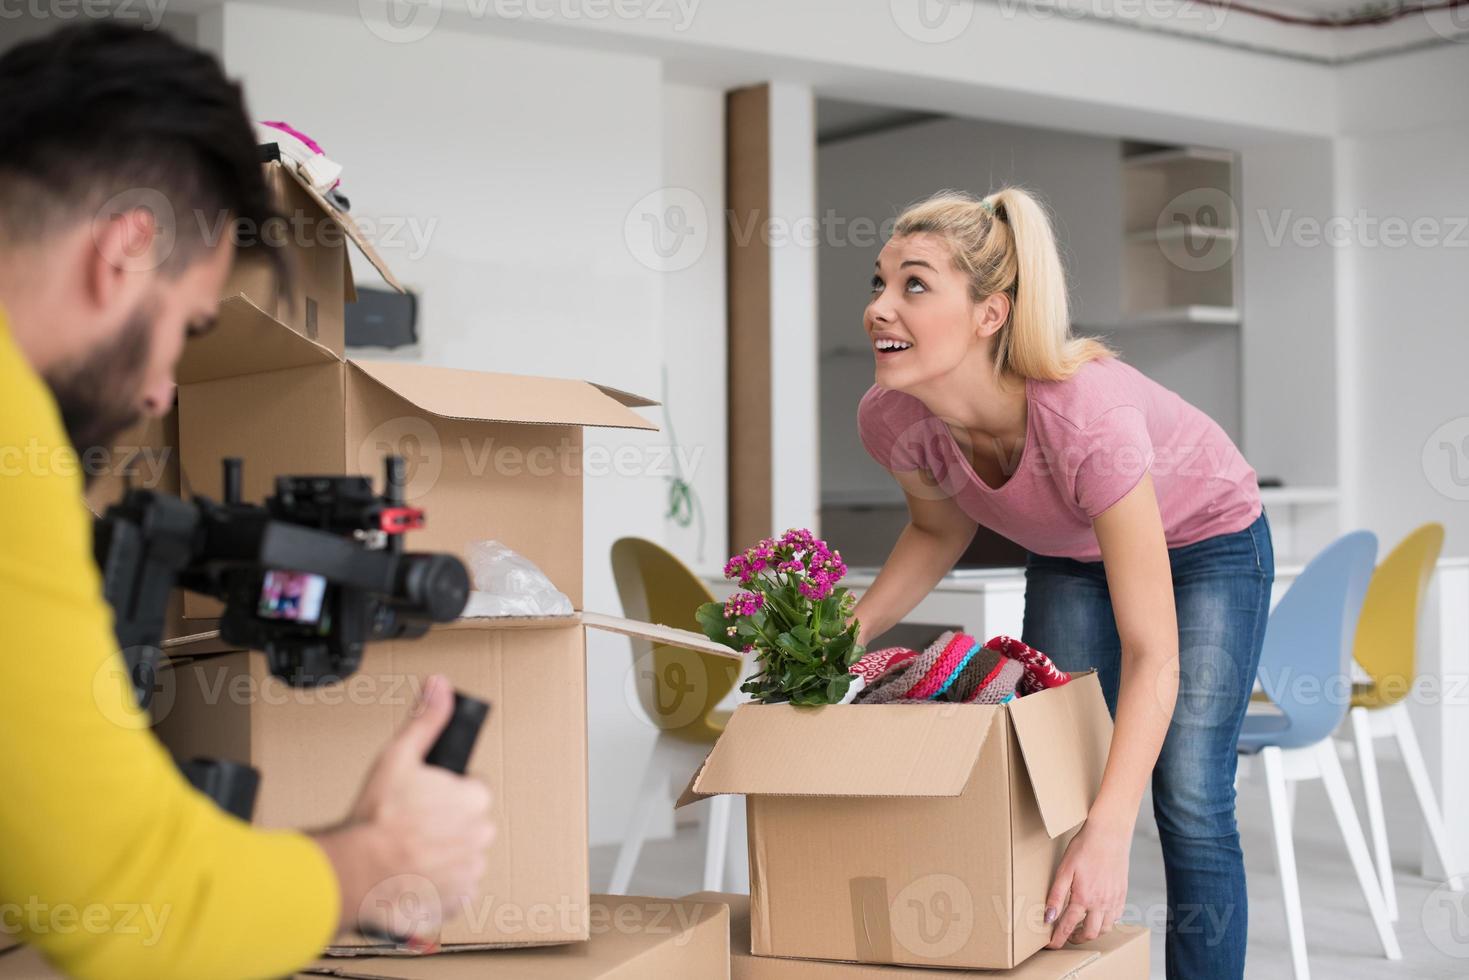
[1239,137,1339,489]
[1335,46,1469,557]
[656,84,728,578]
[0,8,196,52]
[200,2,720,848]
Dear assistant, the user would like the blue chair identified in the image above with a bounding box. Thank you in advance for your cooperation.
[1238,530,1400,980]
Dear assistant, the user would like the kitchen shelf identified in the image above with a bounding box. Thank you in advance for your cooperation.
[1116,305,1241,327]
[1126,225,1237,244]
[1259,486,1339,507]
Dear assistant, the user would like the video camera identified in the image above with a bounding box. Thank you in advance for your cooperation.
[94,455,484,821]
[96,455,470,699]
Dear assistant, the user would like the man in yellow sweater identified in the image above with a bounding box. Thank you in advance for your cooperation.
[0,23,494,979]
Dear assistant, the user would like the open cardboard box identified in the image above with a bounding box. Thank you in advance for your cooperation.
[173,293,659,621]
[688,892,1149,980]
[225,157,403,354]
[153,612,741,953]
[677,672,1114,971]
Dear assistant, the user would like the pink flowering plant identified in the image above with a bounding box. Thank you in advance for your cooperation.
[695,528,865,705]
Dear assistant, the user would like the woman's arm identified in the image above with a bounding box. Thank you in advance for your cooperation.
[1045,471,1179,948]
[849,467,978,647]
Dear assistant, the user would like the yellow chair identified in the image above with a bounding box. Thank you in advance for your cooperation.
[606,537,744,894]
[1347,522,1465,921]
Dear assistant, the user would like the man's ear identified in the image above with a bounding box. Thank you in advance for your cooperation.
[972,291,1012,341]
[86,206,163,317]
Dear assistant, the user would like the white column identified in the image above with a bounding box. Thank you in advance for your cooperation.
[766,81,820,539]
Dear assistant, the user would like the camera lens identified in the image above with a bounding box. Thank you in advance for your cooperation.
[396,554,470,622]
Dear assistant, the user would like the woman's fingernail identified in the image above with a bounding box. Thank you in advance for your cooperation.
[1044,907,1057,924]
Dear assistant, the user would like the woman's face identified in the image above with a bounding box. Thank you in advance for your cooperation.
[865,232,993,391]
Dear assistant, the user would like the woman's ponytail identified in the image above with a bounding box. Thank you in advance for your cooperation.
[894,187,1112,382]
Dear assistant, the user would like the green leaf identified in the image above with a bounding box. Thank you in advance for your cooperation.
[825,632,853,663]
[694,601,743,650]
[826,673,853,703]
[777,633,816,664]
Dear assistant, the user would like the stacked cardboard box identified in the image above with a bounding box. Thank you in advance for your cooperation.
[143,158,738,964]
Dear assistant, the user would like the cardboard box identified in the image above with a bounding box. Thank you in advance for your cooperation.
[299,895,729,979]
[686,892,1148,980]
[173,293,658,620]
[83,412,178,510]
[83,412,232,651]
[678,673,1114,971]
[0,896,731,979]
[224,159,403,354]
[153,613,741,952]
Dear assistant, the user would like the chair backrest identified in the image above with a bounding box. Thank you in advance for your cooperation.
[1352,523,1445,708]
[609,537,742,742]
[1256,530,1378,749]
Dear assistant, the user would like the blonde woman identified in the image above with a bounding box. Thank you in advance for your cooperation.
[850,189,1271,979]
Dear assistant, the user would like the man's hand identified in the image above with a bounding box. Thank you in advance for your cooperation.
[312,674,496,944]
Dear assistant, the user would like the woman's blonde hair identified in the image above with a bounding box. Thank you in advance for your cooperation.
[893,187,1112,382]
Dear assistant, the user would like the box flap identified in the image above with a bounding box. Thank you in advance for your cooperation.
[581,611,742,661]
[1007,671,1113,839]
[178,295,340,384]
[589,382,661,409]
[440,613,582,632]
[275,159,405,294]
[688,702,997,799]
[349,361,658,431]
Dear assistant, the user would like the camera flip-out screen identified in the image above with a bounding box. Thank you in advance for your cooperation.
[257,570,327,624]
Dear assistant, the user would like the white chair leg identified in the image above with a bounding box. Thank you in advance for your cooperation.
[1284,779,1298,828]
[1388,702,1467,891]
[1316,740,1402,960]
[607,737,672,895]
[1351,707,1397,920]
[1263,747,1311,980]
[702,793,733,891]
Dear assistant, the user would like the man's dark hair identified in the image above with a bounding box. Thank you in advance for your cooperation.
[0,21,275,274]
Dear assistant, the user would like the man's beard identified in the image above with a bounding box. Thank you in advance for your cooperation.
[44,303,154,489]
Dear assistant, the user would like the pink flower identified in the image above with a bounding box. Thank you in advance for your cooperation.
[723,591,765,618]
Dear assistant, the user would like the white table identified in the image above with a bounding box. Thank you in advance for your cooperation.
[705,556,1469,880]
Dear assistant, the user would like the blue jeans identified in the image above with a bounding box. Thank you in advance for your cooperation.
[1021,509,1274,980]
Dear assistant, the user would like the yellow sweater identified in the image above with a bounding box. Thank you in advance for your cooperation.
[0,309,338,978]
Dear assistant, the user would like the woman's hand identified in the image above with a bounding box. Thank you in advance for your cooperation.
[1043,814,1132,948]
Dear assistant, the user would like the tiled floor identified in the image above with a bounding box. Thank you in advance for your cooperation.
[590,747,1468,978]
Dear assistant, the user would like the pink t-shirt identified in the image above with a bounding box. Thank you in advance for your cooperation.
[857,357,1261,561]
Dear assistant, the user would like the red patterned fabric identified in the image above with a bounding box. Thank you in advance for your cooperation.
[849,646,918,682]
[983,635,1071,695]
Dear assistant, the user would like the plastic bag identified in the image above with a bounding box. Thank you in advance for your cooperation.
[461,540,573,618]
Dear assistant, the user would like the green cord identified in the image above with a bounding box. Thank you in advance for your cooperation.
[660,363,706,562]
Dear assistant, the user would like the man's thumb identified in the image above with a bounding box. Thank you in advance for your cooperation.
[391,674,454,763]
